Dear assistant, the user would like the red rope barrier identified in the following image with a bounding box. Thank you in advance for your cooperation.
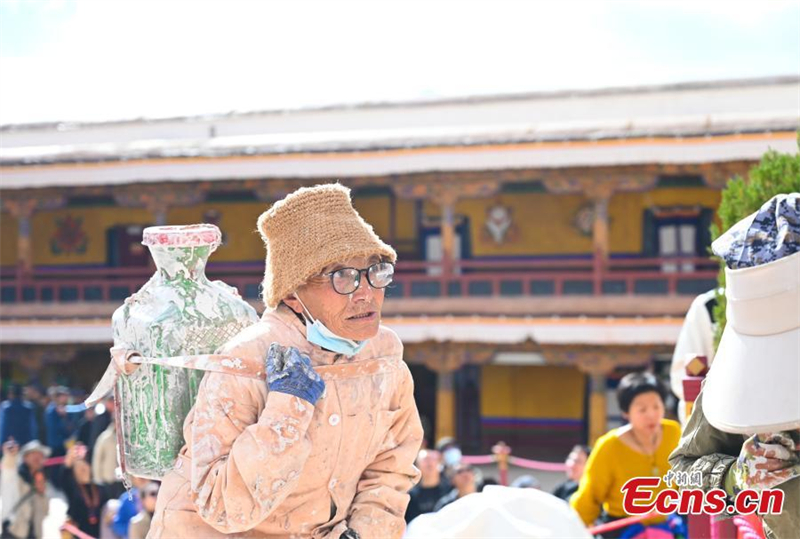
[587,511,658,535]
[461,453,568,471]
[461,455,496,465]
[60,522,97,539]
[733,515,766,539]
[43,456,66,467]
[508,455,568,472]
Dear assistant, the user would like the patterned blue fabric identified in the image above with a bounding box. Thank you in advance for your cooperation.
[266,343,326,405]
[712,193,800,269]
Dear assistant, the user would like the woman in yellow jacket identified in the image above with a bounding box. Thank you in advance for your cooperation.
[570,372,682,538]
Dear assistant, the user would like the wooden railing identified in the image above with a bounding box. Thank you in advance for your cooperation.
[0,256,718,304]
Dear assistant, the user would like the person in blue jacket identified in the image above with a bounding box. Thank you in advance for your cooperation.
[44,386,82,489]
[44,386,80,458]
[112,477,151,539]
[0,384,38,448]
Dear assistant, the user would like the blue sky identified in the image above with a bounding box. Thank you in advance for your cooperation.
[1,0,798,124]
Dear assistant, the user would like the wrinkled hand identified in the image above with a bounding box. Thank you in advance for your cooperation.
[730,431,800,493]
[266,343,325,405]
[64,443,88,469]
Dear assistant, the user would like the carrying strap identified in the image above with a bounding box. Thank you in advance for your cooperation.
[86,348,265,407]
[128,353,265,379]
[7,488,37,516]
[85,344,399,408]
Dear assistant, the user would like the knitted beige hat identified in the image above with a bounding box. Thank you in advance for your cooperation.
[257,183,397,309]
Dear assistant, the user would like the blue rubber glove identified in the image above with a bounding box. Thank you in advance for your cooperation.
[266,343,325,405]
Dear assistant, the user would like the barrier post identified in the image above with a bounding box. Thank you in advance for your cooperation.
[492,441,511,486]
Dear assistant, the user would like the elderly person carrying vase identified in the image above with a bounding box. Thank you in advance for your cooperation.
[140,184,423,539]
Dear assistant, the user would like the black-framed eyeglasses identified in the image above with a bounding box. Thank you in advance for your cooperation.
[324,262,395,295]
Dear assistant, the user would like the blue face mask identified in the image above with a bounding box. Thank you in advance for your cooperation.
[295,296,367,357]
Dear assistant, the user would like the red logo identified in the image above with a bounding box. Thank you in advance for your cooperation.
[621,477,784,516]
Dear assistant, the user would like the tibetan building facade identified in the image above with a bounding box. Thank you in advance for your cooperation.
[1,76,797,461]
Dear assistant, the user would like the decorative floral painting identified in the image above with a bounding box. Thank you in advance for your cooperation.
[50,215,89,255]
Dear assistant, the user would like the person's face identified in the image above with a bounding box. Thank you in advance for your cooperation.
[284,255,386,342]
[24,387,41,401]
[33,471,46,494]
[416,450,441,477]
[56,394,69,406]
[451,465,475,490]
[23,450,46,472]
[141,486,159,513]
[565,449,587,481]
[624,391,665,434]
[73,459,91,484]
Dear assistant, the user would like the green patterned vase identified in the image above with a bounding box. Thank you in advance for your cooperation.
[112,224,258,479]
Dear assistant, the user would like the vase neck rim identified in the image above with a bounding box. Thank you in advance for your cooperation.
[143,225,221,249]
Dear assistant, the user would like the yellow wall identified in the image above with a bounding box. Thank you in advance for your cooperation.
[167,202,268,262]
[352,195,391,240]
[353,195,417,248]
[20,186,720,267]
[394,198,417,242]
[609,188,720,253]
[1,213,18,266]
[422,188,720,257]
[32,202,269,265]
[32,207,153,265]
[425,194,592,256]
[26,196,409,266]
[481,365,585,419]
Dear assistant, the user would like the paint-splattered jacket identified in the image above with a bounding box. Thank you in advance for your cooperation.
[148,305,423,539]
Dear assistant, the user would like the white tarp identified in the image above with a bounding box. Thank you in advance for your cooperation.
[404,485,591,539]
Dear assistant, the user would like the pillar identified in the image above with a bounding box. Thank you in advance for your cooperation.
[392,180,499,280]
[592,194,611,262]
[17,208,34,275]
[440,199,456,275]
[588,373,607,446]
[2,195,65,276]
[435,371,456,442]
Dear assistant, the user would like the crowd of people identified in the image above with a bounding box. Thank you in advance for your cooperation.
[0,383,158,539]
[404,436,592,526]
[1,371,675,539]
[404,371,691,538]
[1,377,595,539]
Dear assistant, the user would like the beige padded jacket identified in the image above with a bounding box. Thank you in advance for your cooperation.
[147,305,423,539]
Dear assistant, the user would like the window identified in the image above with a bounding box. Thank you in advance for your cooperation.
[642,207,713,272]
[658,222,697,272]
